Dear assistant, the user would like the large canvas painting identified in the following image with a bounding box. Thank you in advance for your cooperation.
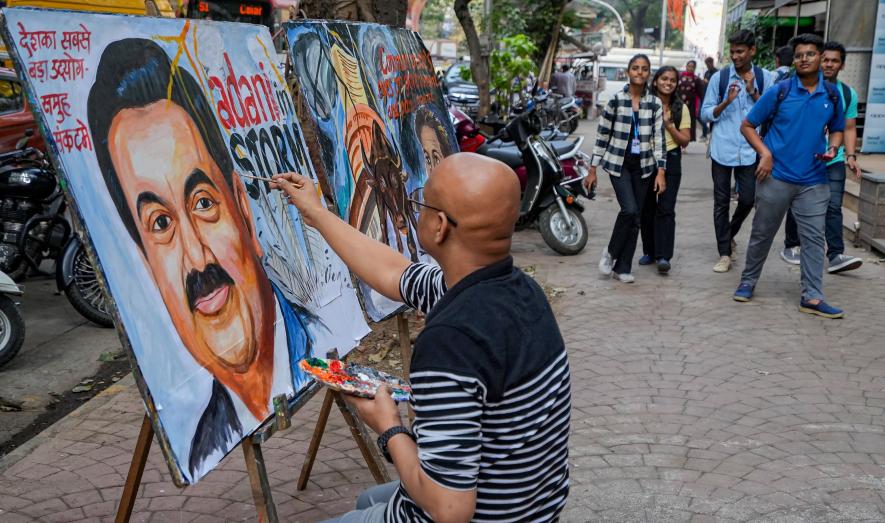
[286,21,457,321]
[2,8,370,485]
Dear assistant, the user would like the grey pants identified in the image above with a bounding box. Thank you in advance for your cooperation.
[740,177,829,301]
[319,481,400,523]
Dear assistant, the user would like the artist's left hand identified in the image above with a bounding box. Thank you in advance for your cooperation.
[343,386,403,435]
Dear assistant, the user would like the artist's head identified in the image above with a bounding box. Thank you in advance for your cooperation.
[775,45,794,68]
[789,33,824,78]
[728,29,757,69]
[88,38,274,375]
[415,153,519,268]
[821,41,846,81]
[414,106,452,176]
[685,60,697,73]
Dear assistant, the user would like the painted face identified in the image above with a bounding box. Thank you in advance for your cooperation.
[729,44,756,70]
[821,49,843,81]
[628,58,650,86]
[794,44,821,76]
[108,101,273,373]
[656,70,678,96]
[419,125,444,176]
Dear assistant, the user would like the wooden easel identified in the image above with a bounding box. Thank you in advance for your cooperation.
[297,312,413,490]
[114,377,389,523]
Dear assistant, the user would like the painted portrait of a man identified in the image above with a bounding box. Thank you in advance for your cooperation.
[86,38,311,478]
[414,106,453,177]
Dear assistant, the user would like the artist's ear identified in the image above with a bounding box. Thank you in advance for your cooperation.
[233,172,264,258]
[432,211,451,245]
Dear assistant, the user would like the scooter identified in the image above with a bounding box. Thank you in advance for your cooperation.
[0,269,24,368]
[469,102,592,255]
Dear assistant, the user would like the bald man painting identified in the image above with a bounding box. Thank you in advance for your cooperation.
[272,153,571,523]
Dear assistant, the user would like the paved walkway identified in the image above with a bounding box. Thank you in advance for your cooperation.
[2,131,885,522]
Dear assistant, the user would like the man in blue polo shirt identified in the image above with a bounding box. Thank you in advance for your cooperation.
[779,41,863,274]
[734,33,845,318]
[700,29,774,274]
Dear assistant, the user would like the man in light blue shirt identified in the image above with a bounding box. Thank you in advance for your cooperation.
[700,29,774,273]
[780,41,863,275]
[734,33,846,319]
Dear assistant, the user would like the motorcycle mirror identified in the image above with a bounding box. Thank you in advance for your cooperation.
[15,129,34,149]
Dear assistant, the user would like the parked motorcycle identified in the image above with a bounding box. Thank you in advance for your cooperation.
[0,269,24,368]
[453,103,592,255]
[0,131,114,327]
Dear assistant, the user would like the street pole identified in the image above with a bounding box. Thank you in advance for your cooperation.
[793,0,802,37]
[659,0,667,66]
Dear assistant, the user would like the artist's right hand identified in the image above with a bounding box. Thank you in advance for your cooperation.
[270,173,324,226]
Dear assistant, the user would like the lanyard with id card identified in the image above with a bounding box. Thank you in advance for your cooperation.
[630,111,641,154]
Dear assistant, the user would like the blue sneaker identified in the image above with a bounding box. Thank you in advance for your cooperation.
[733,283,754,302]
[638,255,653,266]
[799,300,844,319]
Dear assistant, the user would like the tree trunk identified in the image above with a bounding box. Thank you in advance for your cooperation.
[560,30,591,52]
[628,6,649,47]
[299,0,407,26]
[453,0,491,117]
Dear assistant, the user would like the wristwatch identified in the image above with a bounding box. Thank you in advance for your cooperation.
[377,426,416,463]
[847,154,857,159]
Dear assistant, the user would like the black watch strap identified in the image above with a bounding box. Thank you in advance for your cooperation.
[377,426,415,464]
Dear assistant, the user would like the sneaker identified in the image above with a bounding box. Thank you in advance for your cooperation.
[656,258,671,273]
[799,299,844,319]
[780,246,801,265]
[713,255,731,273]
[730,239,738,261]
[638,255,654,266]
[599,249,613,276]
[613,272,635,283]
[733,283,754,302]
[827,254,863,274]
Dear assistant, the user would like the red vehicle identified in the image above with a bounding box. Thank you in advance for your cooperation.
[0,68,45,153]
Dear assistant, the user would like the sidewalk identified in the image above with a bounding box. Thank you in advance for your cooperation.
[2,131,885,522]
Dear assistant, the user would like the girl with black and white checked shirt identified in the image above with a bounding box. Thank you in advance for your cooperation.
[584,54,667,283]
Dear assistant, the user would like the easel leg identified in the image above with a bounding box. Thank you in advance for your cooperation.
[114,414,153,523]
[332,391,390,485]
[296,389,335,490]
[395,314,415,422]
[243,440,278,523]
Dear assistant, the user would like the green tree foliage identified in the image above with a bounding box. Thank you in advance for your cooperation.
[461,33,538,115]
[490,0,582,62]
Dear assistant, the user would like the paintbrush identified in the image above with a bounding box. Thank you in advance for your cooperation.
[239,173,277,183]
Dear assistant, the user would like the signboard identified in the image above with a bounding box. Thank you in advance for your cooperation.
[1,8,370,485]
[864,0,885,152]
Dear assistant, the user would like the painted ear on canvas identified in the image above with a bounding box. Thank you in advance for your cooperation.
[86,38,312,477]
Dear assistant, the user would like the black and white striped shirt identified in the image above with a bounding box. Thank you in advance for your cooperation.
[387,258,571,522]
[591,85,667,178]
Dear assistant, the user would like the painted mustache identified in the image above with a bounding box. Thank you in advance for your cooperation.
[186,263,235,314]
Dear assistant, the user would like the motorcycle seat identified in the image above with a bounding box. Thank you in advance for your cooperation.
[549,139,580,156]
[478,144,523,169]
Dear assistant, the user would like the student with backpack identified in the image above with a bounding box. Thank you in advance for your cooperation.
[774,46,794,82]
[779,41,863,275]
[640,66,691,273]
[700,29,773,274]
[734,33,846,319]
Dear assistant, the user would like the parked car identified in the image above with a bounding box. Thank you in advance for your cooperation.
[0,68,45,154]
[442,62,480,117]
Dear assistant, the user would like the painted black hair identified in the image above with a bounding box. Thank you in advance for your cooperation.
[728,29,756,48]
[87,38,234,250]
[823,40,847,62]
[775,46,794,67]
[789,33,824,53]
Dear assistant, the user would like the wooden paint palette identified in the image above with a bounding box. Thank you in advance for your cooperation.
[299,358,411,401]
